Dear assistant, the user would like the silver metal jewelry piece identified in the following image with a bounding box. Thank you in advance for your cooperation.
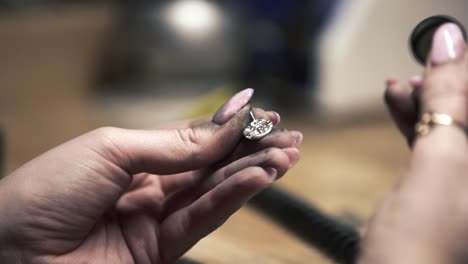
[243,111,274,140]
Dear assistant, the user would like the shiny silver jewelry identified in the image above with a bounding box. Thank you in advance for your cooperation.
[243,111,274,140]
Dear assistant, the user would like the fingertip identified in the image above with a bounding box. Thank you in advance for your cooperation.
[282,147,300,168]
[264,111,280,124]
[272,111,281,124]
[385,75,400,86]
[385,77,406,103]
[385,79,410,104]
[430,23,466,65]
[250,107,278,124]
[409,75,423,89]
[290,131,303,147]
[384,80,415,114]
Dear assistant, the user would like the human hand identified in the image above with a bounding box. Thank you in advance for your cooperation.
[360,23,468,263]
[0,88,303,264]
[385,22,467,146]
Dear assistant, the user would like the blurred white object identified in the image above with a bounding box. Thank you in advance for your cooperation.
[164,0,222,40]
[147,1,238,79]
[316,0,468,121]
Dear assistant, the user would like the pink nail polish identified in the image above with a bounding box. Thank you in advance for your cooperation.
[213,88,254,125]
[430,23,466,65]
[282,147,300,168]
[290,131,303,147]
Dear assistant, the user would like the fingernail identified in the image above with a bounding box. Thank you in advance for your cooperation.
[282,147,300,168]
[290,131,303,147]
[273,111,281,124]
[266,111,281,124]
[385,76,399,87]
[212,88,254,125]
[265,167,278,179]
[409,75,423,89]
[430,23,465,65]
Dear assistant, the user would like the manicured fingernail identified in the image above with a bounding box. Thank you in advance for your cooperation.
[213,88,254,124]
[265,111,281,124]
[265,167,278,179]
[282,147,300,168]
[273,111,281,124]
[430,23,465,65]
[290,131,303,147]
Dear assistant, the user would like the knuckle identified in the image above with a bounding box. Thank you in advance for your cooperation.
[252,107,267,120]
[427,66,468,92]
[204,215,229,234]
[87,126,130,168]
[426,70,466,97]
[177,128,200,145]
[175,128,203,159]
[91,126,121,141]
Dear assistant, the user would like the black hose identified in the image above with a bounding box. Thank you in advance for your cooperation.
[248,186,360,264]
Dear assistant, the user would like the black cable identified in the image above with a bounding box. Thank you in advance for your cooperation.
[248,186,360,264]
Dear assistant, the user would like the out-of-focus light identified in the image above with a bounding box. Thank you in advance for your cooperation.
[164,0,221,38]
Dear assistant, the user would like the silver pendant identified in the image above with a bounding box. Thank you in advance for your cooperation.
[243,111,274,140]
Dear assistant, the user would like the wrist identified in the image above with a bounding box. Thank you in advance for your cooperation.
[413,124,468,160]
[359,193,461,264]
[358,245,446,264]
[408,125,468,194]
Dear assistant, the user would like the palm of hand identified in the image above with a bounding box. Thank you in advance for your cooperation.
[8,158,280,264]
[48,171,211,264]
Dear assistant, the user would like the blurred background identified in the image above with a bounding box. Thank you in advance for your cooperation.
[1,1,468,263]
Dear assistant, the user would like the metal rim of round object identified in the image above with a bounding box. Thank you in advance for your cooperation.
[409,15,467,65]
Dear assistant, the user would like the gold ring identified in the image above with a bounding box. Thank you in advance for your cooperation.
[415,112,466,136]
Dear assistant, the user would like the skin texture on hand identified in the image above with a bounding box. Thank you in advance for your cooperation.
[360,23,468,264]
[0,89,302,264]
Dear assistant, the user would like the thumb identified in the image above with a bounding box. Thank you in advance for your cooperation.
[87,98,254,175]
[422,23,468,124]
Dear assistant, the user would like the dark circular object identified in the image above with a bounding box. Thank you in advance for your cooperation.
[410,15,467,65]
